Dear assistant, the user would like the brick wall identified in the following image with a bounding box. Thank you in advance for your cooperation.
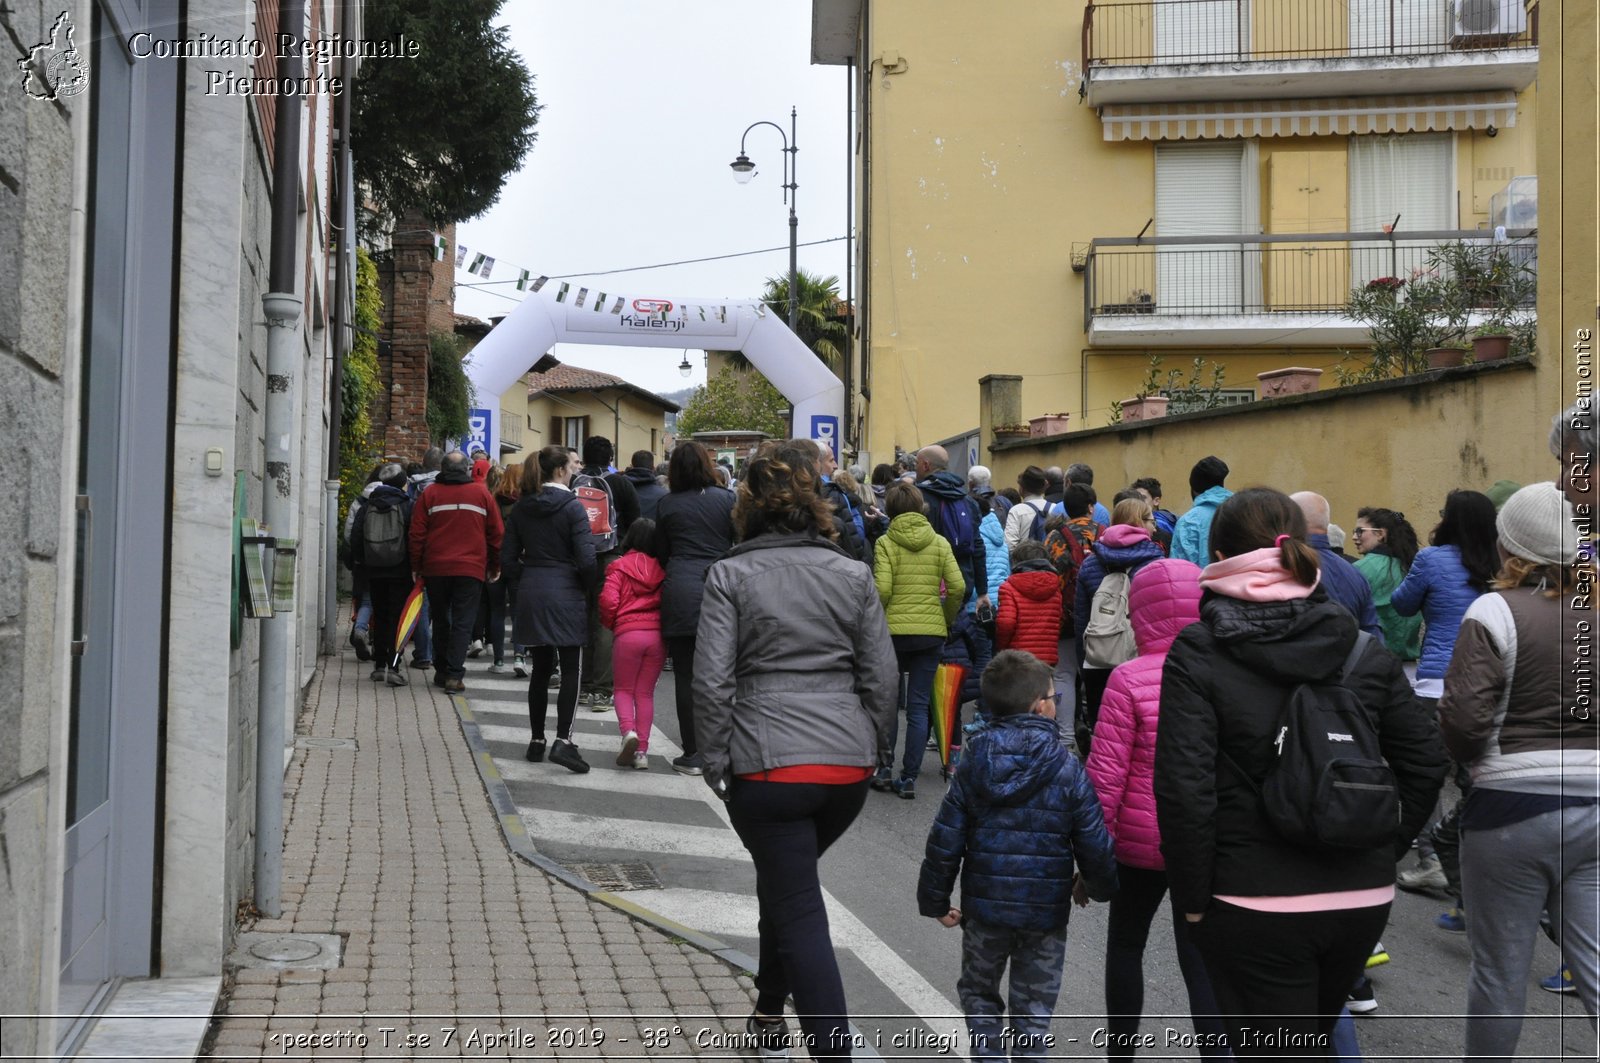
[373,215,455,462]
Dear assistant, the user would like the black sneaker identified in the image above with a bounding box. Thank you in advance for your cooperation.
[369,667,385,682]
[384,668,409,687]
[549,738,590,774]
[350,627,373,662]
[892,777,916,800]
[671,752,704,776]
[1346,979,1378,1015]
[745,1014,790,1062]
[410,658,432,670]
[869,767,894,792]
[525,738,546,763]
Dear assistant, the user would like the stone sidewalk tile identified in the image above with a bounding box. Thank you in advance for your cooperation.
[197,648,765,1060]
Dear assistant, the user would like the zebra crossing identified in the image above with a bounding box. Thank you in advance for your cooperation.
[453,659,963,1039]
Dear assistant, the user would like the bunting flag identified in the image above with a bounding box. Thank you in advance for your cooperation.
[455,243,469,268]
[475,256,495,279]
[930,662,968,770]
[432,233,448,262]
[468,252,487,275]
[391,579,426,669]
[515,269,533,291]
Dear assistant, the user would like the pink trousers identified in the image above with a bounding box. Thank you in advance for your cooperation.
[611,628,666,751]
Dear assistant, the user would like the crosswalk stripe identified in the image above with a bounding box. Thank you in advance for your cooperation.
[518,808,751,862]
[475,721,685,759]
[494,758,713,800]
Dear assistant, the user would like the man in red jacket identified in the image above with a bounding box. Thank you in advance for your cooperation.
[409,451,503,692]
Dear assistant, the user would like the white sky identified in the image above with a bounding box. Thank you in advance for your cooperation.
[453,1,854,396]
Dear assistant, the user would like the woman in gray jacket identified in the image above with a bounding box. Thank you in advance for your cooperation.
[693,448,898,1062]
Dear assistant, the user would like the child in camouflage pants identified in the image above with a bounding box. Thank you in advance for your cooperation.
[918,650,1118,1061]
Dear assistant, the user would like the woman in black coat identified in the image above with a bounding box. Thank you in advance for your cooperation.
[502,445,597,773]
[654,441,736,775]
[1154,488,1446,1056]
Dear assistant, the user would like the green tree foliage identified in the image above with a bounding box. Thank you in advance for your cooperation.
[338,248,383,530]
[717,268,848,374]
[676,366,790,439]
[352,0,541,230]
[427,331,475,446]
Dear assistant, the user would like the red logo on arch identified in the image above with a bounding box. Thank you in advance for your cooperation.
[632,299,673,314]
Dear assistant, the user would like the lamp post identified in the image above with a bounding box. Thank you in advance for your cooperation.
[730,106,798,333]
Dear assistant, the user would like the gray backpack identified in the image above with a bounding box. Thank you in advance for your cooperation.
[363,502,407,567]
[1081,570,1136,669]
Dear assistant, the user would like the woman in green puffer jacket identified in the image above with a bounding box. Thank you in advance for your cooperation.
[873,480,965,799]
[1352,506,1423,671]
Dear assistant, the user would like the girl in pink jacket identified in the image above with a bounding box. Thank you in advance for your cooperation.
[599,519,666,769]
[1085,558,1227,1059]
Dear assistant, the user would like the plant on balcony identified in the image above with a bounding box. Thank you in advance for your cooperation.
[1339,240,1536,384]
[1109,355,1227,423]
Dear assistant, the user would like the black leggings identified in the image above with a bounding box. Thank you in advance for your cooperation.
[667,635,698,757]
[528,645,582,742]
[727,779,869,1062]
[1104,863,1227,1058]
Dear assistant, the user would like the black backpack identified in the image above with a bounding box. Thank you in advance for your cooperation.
[935,496,979,561]
[363,500,408,568]
[1224,632,1399,850]
[1022,501,1049,543]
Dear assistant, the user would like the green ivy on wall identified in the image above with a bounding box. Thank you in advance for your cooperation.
[338,248,383,532]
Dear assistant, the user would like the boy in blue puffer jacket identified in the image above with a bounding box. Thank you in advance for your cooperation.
[918,650,1118,1061]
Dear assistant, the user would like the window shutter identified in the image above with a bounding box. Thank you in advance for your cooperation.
[1155,142,1247,311]
[1349,133,1453,284]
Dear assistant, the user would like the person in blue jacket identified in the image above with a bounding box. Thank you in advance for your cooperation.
[919,649,1118,1061]
[1169,456,1232,567]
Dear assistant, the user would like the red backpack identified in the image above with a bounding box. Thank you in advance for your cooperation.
[571,473,618,553]
[1045,519,1098,625]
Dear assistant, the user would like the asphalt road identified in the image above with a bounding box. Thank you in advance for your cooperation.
[461,656,1593,1061]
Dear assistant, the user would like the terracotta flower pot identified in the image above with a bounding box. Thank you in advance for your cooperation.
[1119,396,1170,422]
[1426,347,1467,369]
[1472,334,1511,362]
[1256,366,1324,398]
[1029,414,1071,437]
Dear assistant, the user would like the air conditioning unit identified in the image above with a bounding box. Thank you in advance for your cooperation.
[1451,0,1528,47]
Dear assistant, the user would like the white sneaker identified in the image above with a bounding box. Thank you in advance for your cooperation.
[487,660,510,675]
[467,639,485,658]
[632,752,649,770]
[1397,854,1448,893]
[513,654,528,678]
[616,730,639,766]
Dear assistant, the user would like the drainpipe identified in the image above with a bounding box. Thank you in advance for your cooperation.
[321,0,356,657]
[256,0,306,919]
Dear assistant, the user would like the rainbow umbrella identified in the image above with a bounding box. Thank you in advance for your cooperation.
[930,662,968,771]
[390,579,426,669]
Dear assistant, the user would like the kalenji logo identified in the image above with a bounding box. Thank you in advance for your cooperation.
[18,11,89,101]
[631,299,673,314]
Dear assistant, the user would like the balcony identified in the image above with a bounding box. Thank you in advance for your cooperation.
[1082,0,1538,107]
[498,408,524,452]
[1082,228,1535,346]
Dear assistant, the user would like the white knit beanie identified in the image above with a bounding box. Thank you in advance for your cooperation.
[1496,482,1577,566]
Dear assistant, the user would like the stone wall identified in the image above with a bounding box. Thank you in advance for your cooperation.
[0,0,80,1052]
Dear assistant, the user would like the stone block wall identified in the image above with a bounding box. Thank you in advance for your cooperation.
[0,0,80,1052]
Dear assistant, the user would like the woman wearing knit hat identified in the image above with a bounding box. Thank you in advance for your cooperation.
[1439,482,1597,1058]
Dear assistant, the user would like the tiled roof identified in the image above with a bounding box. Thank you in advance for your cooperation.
[526,363,680,412]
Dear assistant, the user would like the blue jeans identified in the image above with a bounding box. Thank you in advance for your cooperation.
[895,644,940,781]
[353,592,372,633]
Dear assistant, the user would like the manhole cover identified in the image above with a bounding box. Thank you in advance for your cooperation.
[228,932,343,971]
[566,862,662,892]
[295,736,357,751]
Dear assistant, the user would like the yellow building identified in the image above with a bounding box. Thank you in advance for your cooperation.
[496,362,679,470]
[814,0,1541,463]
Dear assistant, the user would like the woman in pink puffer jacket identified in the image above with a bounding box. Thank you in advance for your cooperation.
[1085,558,1227,1059]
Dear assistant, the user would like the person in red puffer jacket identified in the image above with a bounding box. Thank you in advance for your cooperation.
[996,540,1062,666]
[599,518,667,769]
[1085,558,1226,1059]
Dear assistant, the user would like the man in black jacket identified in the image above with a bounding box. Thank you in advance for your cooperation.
[623,449,667,521]
[578,436,640,708]
[915,445,991,615]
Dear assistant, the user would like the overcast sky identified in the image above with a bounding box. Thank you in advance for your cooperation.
[453,2,854,395]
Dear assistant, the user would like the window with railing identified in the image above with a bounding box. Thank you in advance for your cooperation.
[1083,0,1537,67]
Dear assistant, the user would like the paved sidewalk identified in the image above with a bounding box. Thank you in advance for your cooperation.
[200,648,761,1061]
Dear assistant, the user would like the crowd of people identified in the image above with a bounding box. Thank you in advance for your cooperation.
[341,401,1594,1062]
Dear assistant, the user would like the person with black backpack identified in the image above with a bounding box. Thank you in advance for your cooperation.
[1153,488,1446,1056]
[914,445,991,616]
[348,463,415,687]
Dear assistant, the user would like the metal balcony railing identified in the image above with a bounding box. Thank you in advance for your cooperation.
[1083,229,1536,323]
[499,409,524,451]
[1083,0,1537,68]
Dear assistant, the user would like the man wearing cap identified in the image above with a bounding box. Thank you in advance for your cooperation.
[409,451,504,693]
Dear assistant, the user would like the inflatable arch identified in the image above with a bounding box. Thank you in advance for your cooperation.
[463,278,845,460]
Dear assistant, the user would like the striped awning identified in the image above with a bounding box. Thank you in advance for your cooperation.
[1101,92,1518,141]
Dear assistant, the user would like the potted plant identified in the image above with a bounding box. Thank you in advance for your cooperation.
[1029,412,1071,436]
[1256,366,1323,397]
[1471,322,1512,363]
[1426,344,1469,369]
[992,422,1031,442]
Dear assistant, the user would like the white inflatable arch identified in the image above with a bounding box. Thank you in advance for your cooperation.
[464,279,844,459]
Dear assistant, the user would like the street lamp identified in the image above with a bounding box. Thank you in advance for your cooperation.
[729,106,798,333]
[678,350,694,378]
